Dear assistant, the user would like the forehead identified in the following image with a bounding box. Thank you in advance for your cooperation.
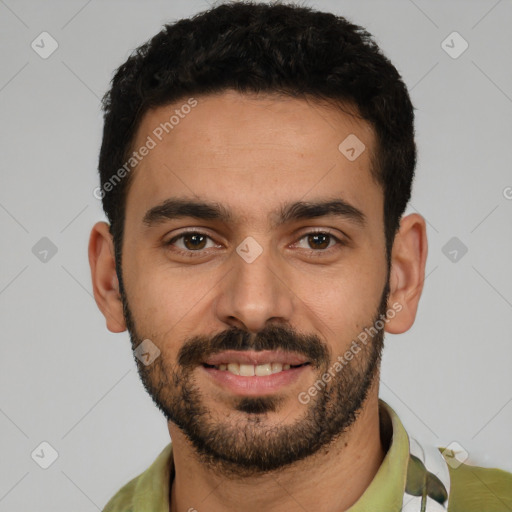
[125,90,381,228]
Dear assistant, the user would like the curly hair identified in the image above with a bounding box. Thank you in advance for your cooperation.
[98,0,416,269]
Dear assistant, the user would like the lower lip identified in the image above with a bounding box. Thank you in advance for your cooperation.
[200,365,310,396]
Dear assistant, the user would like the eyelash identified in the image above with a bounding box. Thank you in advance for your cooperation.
[164,229,345,258]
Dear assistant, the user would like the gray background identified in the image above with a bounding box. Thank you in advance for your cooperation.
[1,0,511,510]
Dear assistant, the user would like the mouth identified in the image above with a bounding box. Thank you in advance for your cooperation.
[202,349,311,374]
[200,350,312,395]
[203,361,310,376]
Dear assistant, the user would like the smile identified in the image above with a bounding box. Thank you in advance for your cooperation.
[200,350,312,395]
[203,362,310,376]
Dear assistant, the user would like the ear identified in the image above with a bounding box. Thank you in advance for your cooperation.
[385,213,428,334]
[88,221,126,333]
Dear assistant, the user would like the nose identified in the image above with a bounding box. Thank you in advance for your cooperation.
[213,241,295,333]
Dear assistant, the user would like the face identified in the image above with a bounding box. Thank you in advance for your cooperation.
[118,90,390,476]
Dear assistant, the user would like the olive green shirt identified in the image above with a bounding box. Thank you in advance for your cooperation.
[103,400,512,511]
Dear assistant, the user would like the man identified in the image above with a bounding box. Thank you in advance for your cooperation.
[88,2,512,511]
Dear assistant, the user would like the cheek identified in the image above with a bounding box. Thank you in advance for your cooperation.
[294,264,385,350]
[123,258,219,337]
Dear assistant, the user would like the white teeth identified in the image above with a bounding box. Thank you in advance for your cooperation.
[212,362,300,376]
[239,364,255,377]
[271,363,283,373]
[255,363,272,376]
[227,363,240,375]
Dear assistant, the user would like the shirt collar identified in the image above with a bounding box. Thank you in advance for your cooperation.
[347,399,410,510]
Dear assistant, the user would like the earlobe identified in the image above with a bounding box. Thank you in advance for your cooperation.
[385,213,428,335]
[88,221,127,333]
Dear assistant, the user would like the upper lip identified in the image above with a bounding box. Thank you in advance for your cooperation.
[203,350,309,366]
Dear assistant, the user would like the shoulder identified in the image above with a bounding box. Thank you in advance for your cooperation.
[102,474,139,512]
[439,449,512,511]
[102,442,174,512]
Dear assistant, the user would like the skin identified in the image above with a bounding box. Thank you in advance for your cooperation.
[89,90,427,512]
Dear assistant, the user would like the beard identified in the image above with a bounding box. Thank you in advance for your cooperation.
[119,278,389,478]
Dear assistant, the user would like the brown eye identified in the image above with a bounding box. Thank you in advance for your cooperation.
[165,231,217,255]
[307,233,331,250]
[295,231,340,252]
[182,233,207,250]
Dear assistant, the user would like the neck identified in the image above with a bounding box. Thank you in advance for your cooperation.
[168,385,386,512]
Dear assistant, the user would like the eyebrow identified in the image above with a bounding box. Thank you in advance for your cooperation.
[142,197,366,228]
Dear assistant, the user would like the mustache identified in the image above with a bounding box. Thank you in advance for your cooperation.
[178,324,330,368]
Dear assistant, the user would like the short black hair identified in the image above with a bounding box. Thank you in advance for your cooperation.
[98,0,416,272]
